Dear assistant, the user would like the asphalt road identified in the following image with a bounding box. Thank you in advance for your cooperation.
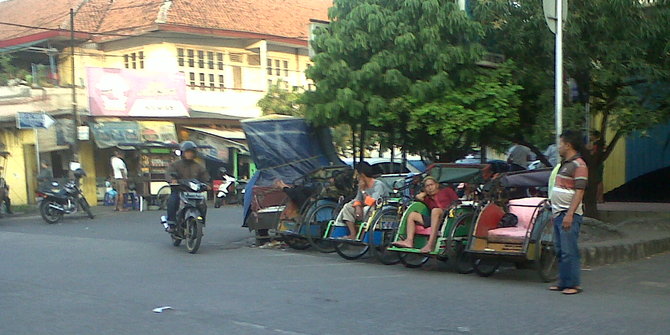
[1,205,669,335]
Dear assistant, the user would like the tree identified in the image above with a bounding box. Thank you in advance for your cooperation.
[257,80,304,116]
[472,0,670,216]
[303,0,494,161]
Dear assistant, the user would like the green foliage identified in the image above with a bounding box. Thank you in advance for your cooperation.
[303,0,525,159]
[472,0,670,154]
[257,80,304,116]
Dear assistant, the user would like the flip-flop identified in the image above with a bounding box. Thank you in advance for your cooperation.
[548,286,563,291]
[562,288,583,295]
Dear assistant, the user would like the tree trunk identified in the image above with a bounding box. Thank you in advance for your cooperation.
[359,125,366,164]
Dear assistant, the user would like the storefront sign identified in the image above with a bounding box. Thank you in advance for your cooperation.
[77,126,90,141]
[137,121,178,144]
[90,122,141,148]
[87,67,189,117]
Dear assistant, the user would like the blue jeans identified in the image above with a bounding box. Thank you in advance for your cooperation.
[553,212,582,288]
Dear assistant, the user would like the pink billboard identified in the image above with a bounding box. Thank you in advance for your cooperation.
[87,67,189,117]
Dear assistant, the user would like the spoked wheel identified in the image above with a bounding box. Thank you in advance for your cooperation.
[443,214,474,274]
[40,200,63,224]
[535,219,559,282]
[283,236,311,250]
[184,217,203,254]
[471,257,501,277]
[304,203,337,253]
[335,240,369,260]
[399,252,430,268]
[79,197,95,219]
[369,206,401,265]
[453,244,474,274]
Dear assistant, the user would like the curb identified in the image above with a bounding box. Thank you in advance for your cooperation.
[581,236,670,267]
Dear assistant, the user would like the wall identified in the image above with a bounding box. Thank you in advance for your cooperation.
[1,129,32,205]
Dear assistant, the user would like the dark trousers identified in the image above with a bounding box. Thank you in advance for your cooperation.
[554,212,582,288]
[167,192,180,223]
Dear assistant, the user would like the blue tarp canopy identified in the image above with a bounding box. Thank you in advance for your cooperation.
[241,116,344,225]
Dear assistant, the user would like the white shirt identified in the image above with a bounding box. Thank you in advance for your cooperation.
[111,156,127,179]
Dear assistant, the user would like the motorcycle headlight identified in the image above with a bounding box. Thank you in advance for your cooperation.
[189,181,200,192]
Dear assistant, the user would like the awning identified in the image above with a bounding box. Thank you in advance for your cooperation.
[184,126,246,140]
[185,127,249,163]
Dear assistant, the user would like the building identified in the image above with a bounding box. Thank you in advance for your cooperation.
[0,0,330,205]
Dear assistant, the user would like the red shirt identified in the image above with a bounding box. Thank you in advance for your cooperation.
[424,187,458,210]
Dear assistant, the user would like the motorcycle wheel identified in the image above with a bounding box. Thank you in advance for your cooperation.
[79,197,95,219]
[40,200,63,224]
[185,217,203,254]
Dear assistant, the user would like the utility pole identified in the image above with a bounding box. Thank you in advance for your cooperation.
[70,8,79,161]
[554,0,563,148]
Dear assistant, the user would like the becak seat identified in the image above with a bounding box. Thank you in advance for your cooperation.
[487,197,546,243]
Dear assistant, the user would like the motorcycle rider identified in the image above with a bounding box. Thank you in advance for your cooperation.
[165,141,210,232]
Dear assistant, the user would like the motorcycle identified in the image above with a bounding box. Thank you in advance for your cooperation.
[36,168,94,224]
[214,168,236,208]
[161,179,208,254]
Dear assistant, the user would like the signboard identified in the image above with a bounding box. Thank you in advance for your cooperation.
[137,121,178,144]
[78,126,90,141]
[90,122,141,149]
[16,112,56,129]
[87,67,189,117]
[543,0,568,34]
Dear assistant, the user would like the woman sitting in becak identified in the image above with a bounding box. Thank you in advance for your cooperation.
[392,176,460,253]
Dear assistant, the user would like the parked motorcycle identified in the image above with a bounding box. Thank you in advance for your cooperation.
[36,168,94,224]
[161,179,208,254]
[214,168,236,208]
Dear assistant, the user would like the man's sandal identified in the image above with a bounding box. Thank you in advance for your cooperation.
[548,286,563,291]
[562,288,583,295]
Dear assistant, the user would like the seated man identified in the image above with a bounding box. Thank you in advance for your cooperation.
[339,162,389,240]
[393,176,459,253]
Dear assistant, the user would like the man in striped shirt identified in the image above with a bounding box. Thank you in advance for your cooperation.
[549,130,588,295]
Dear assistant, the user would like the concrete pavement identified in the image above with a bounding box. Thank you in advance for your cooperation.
[1,206,669,335]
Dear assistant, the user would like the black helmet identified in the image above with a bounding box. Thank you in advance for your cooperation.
[179,141,198,152]
[73,168,87,179]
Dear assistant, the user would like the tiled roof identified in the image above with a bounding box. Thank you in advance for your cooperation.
[0,0,330,45]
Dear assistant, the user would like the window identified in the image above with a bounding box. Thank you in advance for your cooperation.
[230,53,243,63]
[248,54,260,66]
[197,50,204,68]
[178,48,184,66]
[207,52,214,70]
[123,51,145,69]
[267,58,290,79]
[189,72,195,86]
[218,75,225,89]
[187,49,194,67]
[199,73,205,89]
[209,74,215,90]
[217,53,224,70]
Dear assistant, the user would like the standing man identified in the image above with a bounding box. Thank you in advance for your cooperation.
[37,161,54,190]
[0,167,11,215]
[111,150,129,212]
[549,130,588,295]
[507,141,532,170]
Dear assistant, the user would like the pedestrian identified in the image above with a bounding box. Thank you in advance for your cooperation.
[37,161,54,190]
[549,130,588,295]
[507,141,532,170]
[0,167,11,215]
[544,143,559,167]
[111,150,129,212]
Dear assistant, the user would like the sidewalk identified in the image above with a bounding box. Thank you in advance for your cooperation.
[581,206,670,266]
